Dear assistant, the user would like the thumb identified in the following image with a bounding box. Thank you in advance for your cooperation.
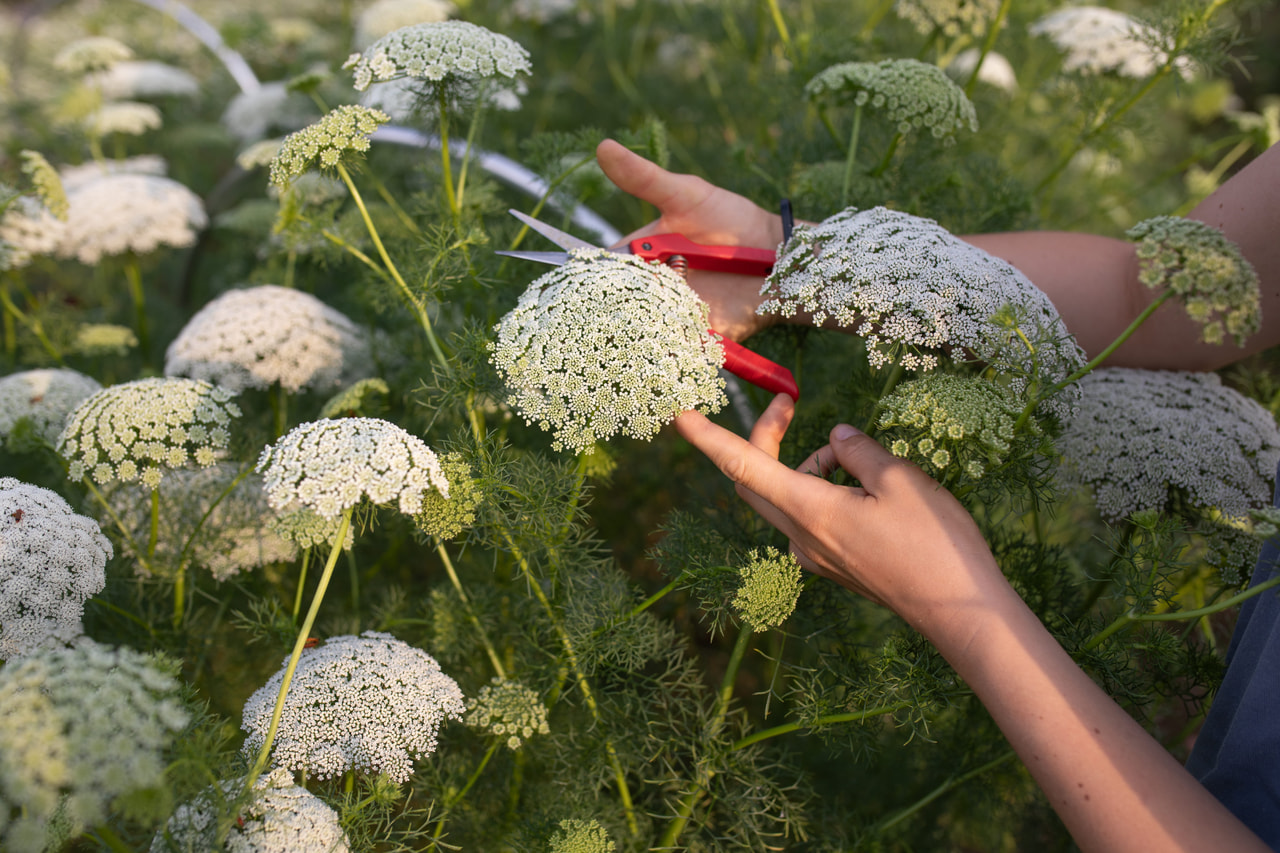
[596,138,705,211]
[828,424,904,494]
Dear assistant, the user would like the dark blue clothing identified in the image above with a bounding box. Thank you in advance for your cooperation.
[1186,469,1280,848]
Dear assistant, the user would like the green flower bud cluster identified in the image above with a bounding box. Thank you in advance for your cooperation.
[319,377,391,419]
[1127,216,1260,346]
[465,677,550,749]
[732,546,804,633]
[806,58,978,142]
[548,819,615,853]
[269,105,389,189]
[72,323,137,357]
[877,373,1024,481]
[415,452,481,540]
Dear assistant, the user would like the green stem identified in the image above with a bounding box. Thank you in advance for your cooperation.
[147,487,160,561]
[123,255,149,359]
[293,547,311,622]
[872,750,1018,835]
[369,169,421,235]
[346,546,360,616]
[858,0,897,38]
[762,0,794,57]
[274,384,288,438]
[436,541,506,678]
[283,250,297,289]
[841,104,863,209]
[872,132,903,177]
[455,101,486,216]
[82,477,151,575]
[429,741,501,849]
[731,701,914,751]
[591,574,684,638]
[863,362,906,435]
[963,0,1013,96]
[0,282,63,364]
[437,87,460,228]
[88,825,134,853]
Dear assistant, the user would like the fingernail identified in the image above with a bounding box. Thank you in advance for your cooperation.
[832,424,860,440]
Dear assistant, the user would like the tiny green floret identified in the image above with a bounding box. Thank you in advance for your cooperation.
[806,58,978,142]
[269,105,390,189]
[548,819,615,853]
[414,452,480,540]
[732,546,804,632]
[465,677,550,749]
[1127,216,1260,346]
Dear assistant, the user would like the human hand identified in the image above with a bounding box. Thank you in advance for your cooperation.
[595,139,783,342]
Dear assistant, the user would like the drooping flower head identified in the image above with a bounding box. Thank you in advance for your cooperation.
[466,678,550,750]
[354,0,457,49]
[1030,7,1193,79]
[86,60,200,100]
[345,20,532,93]
[57,377,242,488]
[1127,216,1260,347]
[414,451,481,540]
[151,767,350,853]
[805,59,978,143]
[895,0,1000,39]
[268,105,389,189]
[0,641,188,852]
[52,36,134,75]
[165,285,372,394]
[0,368,102,446]
[84,100,163,137]
[548,819,616,853]
[877,373,1027,482]
[257,417,448,519]
[241,631,465,783]
[19,151,68,221]
[58,173,208,264]
[760,207,1086,415]
[0,479,110,659]
[490,248,727,453]
[732,546,804,633]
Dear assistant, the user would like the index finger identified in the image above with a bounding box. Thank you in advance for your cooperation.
[596,139,712,215]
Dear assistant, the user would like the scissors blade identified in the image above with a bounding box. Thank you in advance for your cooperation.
[494,249,572,265]
[509,209,599,251]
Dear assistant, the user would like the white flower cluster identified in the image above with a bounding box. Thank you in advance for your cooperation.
[0,368,102,445]
[59,153,168,192]
[0,640,188,853]
[760,207,1085,412]
[86,60,200,99]
[354,0,457,49]
[466,678,550,749]
[241,631,465,783]
[490,249,727,453]
[345,21,532,91]
[72,323,138,357]
[165,285,372,394]
[948,48,1018,94]
[222,82,317,145]
[0,479,110,659]
[59,173,208,264]
[0,196,66,268]
[269,105,389,188]
[52,36,133,74]
[318,377,390,419]
[84,100,163,137]
[257,417,449,519]
[1127,216,1260,347]
[1030,7,1192,79]
[237,138,284,171]
[805,58,978,142]
[732,546,804,633]
[58,377,242,488]
[895,0,1000,39]
[548,819,616,853]
[151,768,350,853]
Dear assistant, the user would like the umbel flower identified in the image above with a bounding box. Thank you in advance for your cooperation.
[414,451,480,540]
[84,100,163,137]
[948,48,1018,94]
[466,678,550,749]
[490,248,727,453]
[58,173,208,264]
[1127,215,1260,346]
[51,36,133,74]
[1030,7,1193,79]
[86,59,200,100]
[58,153,167,192]
[268,105,389,189]
[354,0,457,50]
[318,377,390,419]
[732,546,804,633]
[895,0,1000,39]
[0,640,188,853]
[0,196,66,269]
[257,417,449,519]
[241,631,465,783]
[72,323,138,357]
[345,20,532,92]
[0,368,102,446]
[805,58,978,143]
[548,819,616,853]
[760,207,1086,412]
[221,82,317,145]
[165,285,373,394]
[270,505,356,551]
[151,767,350,853]
[0,478,110,659]
[57,377,242,489]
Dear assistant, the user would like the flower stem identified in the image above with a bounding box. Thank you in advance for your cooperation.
[963,0,1013,96]
[437,87,460,228]
[292,547,311,622]
[429,741,501,850]
[436,540,506,678]
[731,701,914,751]
[0,280,63,364]
[123,254,150,360]
[871,750,1017,836]
[762,0,794,57]
[841,104,863,208]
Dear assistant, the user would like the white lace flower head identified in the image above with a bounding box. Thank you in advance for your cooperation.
[0,640,188,853]
[732,546,804,633]
[895,0,1000,39]
[257,417,448,519]
[236,138,285,171]
[805,58,978,143]
[1030,7,1194,79]
[0,368,102,446]
[466,678,550,749]
[490,248,727,453]
[84,100,162,137]
[948,48,1017,93]
[240,631,465,783]
[52,36,133,74]
[165,285,372,394]
[345,21,532,92]
[549,819,616,853]
[760,207,1086,415]
[58,153,168,192]
[354,0,457,49]
[57,377,242,489]
[72,323,138,357]
[269,105,389,188]
[0,196,66,268]
[58,173,208,264]
[0,479,110,659]
[86,60,200,99]
[222,82,317,145]
[151,767,350,853]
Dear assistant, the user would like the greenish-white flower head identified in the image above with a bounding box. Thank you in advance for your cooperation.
[1,479,110,659]
[490,248,727,453]
[236,137,285,171]
[223,82,316,145]
[732,546,804,633]
[948,48,1018,94]
[895,0,1000,39]
[0,196,66,269]
[151,767,350,853]
[71,323,138,357]
[877,373,1026,482]
[465,678,550,749]
[345,20,532,92]
[0,641,188,853]
[269,105,389,189]
[354,0,457,49]
[806,58,978,143]
[52,36,134,75]
[241,631,465,783]
[19,151,68,221]
[414,452,481,540]
[548,819,616,853]
[84,100,162,137]
[256,417,449,519]
[86,60,200,100]
[1030,7,1193,79]
[269,506,355,551]
[1127,216,1260,347]
[0,368,101,446]
[57,377,242,489]
[58,173,208,264]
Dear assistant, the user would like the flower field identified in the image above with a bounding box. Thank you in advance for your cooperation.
[1,0,1278,850]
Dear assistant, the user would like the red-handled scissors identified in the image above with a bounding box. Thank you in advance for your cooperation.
[497,210,799,400]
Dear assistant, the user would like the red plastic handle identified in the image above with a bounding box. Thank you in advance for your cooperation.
[717,335,799,400]
[631,234,776,277]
